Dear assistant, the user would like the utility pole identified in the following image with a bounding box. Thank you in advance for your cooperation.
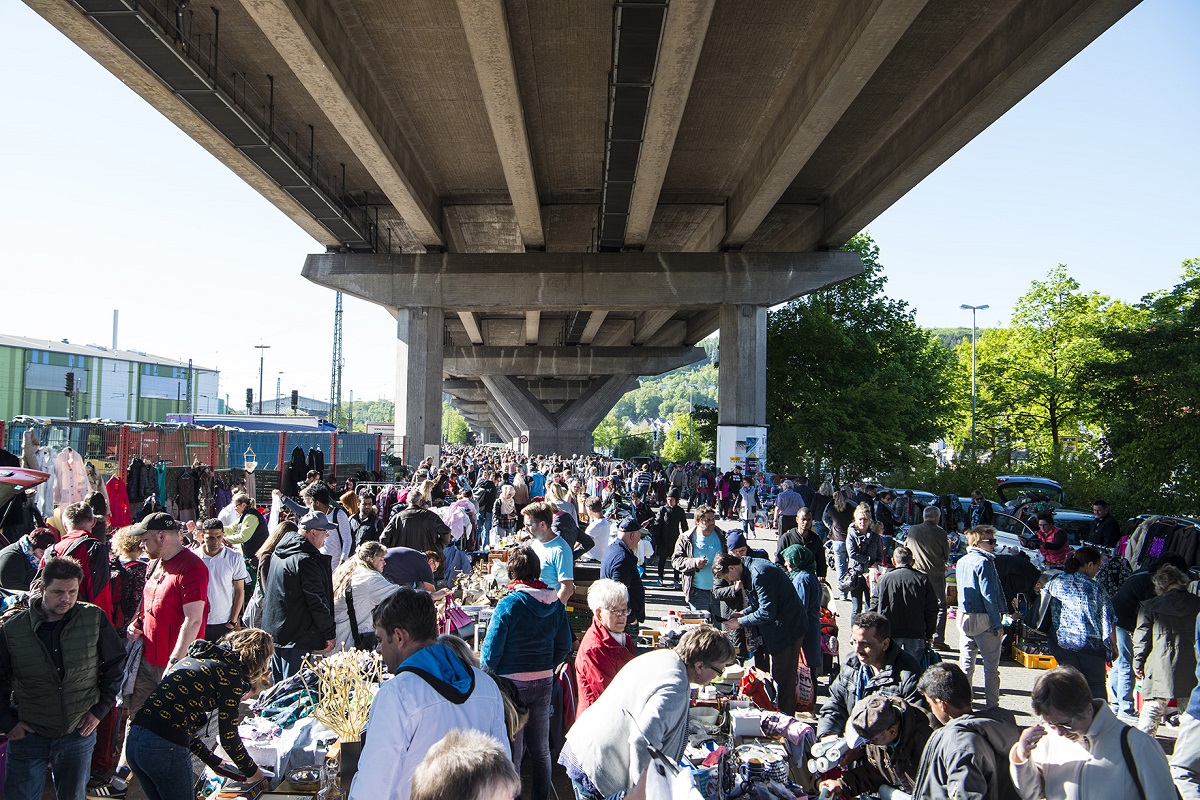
[330,292,344,425]
[960,304,989,452]
[254,344,270,416]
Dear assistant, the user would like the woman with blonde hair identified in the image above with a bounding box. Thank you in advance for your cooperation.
[332,541,398,650]
[512,473,530,512]
[126,628,275,799]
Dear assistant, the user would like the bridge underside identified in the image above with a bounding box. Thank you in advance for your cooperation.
[24,0,1142,457]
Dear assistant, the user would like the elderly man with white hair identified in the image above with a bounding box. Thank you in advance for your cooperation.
[773,480,805,535]
[904,505,951,648]
[574,578,637,716]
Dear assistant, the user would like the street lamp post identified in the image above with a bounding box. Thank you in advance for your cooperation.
[960,304,989,452]
[254,344,270,415]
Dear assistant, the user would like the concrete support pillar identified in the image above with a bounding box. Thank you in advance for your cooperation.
[395,307,444,466]
[479,374,637,456]
[717,304,767,426]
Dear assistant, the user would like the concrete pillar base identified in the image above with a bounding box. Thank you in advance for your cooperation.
[395,307,444,467]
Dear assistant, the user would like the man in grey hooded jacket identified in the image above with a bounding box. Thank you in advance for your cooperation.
[914,662,1021,800]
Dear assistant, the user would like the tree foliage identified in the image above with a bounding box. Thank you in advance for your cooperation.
[441,401,470,445]
[660,411,711,462]
[766,233,956,478]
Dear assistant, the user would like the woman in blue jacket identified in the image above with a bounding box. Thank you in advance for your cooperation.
[781,543,822,681]
[481,545,572,800]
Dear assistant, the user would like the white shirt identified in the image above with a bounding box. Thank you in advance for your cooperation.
[585,518,612,561]
[320,507,353,570]
[194,545,249,624]
[334,569,400,647]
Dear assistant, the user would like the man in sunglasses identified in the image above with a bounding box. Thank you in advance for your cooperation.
[1011,666,1173,798]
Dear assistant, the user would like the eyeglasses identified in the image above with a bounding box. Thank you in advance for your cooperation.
[605,606,631,616]
[978,538,996,545]
[704,662,725,675]
[700,516,716,523]
[1038,713,1078,734]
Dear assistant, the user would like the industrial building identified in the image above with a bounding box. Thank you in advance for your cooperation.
[0,334,220,423]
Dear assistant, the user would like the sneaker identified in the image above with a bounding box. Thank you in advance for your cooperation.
[87,783,127,800]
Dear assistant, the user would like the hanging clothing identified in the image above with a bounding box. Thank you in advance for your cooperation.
[55,447,90,507]
[106,476,133,528]
[154,462,168,504]
[85,462,109,510]
[307,448,325,478]
[177,471,197,514]
[21,429,40,470]
[285,447,306,496]
[127,458,156,505]
[196,467,215,518]
[243,472,256,505]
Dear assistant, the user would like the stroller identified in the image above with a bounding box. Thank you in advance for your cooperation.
[818,580,840,679]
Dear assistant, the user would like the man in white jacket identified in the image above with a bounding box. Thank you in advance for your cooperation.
[349,589,508,800]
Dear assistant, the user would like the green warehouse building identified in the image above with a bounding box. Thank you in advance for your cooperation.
[0,334,220,423]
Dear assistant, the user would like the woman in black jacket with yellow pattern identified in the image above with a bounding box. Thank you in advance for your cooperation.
[127,630,273,799]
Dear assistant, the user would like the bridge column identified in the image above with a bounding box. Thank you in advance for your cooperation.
[395,307,444,466]
[717,304,768,469]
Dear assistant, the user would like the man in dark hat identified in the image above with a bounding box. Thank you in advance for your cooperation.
[820,694,931,798]
[601,517,646,629]
[261,510,337,680]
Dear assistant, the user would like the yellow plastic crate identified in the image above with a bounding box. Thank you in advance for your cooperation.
[1013,644,1057,670]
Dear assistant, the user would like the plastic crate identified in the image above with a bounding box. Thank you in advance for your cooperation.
[1013,643,1057,669]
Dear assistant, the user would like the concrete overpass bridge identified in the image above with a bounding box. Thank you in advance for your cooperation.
[24,0,1140,461]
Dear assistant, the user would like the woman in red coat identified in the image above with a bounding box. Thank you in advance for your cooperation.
[575,578,638,715]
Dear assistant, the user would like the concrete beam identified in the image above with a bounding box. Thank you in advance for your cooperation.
[457,312,485,345]
[23,0,340,249]
[525,311,541,346]
[443,346,706,377]
[303,250,863,310]
[557,376,641,431]
[454,0,545,249]
[723,0,930,246]
[819,0,1142,249]
[632,309,677,345]
[685,308,721,345]
[579,312,609,345]
[237,0,443,247]
[479,376,557,430]
[624,0,717,246]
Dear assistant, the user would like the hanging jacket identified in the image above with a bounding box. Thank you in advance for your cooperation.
[285,447,306,496]
[307,448,324,477]
[177,471,197,512]
[55,448,90,507]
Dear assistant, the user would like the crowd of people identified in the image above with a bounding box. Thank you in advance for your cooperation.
[2,443,1200,800]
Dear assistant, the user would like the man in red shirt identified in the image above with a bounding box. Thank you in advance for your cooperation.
[90,512,208,800]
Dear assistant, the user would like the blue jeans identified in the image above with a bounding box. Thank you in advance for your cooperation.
[271,645,311,682]
[511,677,554,800]
[478,510,493,545]
[742,518,754,535]
[832,541,849,595]
[126,724,196,800]
[4,728,95,800]
[688,587,715,615]
[571,777,606,800]
[1110,626,1135,715]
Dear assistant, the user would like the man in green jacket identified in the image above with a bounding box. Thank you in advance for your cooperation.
[0,556,125,800]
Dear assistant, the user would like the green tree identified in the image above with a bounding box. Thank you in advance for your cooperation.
[660,412,709,462]
[1087,259,1200,512]
[766,233,956,478]
[442,401,470,445]
[969,264,1131,459]
[593,411,622,454]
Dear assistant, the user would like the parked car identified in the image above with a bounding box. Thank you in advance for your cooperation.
[995,475,1065,509]
[957,496,1005,518]
[992,509,1093,551]
[0,467,50,548]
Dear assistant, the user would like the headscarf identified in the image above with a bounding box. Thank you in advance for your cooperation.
[781,543,816,577]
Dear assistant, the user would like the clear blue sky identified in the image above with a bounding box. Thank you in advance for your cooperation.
[0,0,1195,406]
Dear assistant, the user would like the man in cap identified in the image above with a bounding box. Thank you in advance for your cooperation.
[260,510,337,680]
[191,518,250,642]
[819,694,931,799]
[94,512,208,800]
[601,517,646,629]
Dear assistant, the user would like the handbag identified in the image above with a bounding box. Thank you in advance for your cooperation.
[345,584,364,649]
[438,597,475,635]
[920,643,942,671]
[795,647,815,713]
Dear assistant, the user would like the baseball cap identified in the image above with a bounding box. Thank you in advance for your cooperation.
[846,695,902,748]
[299,510,339,531]
[667,487,681,499]
[132,512,180,535]
[617,517,645,534]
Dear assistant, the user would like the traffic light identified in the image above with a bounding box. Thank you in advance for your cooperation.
[246,388,254,412]
[64,371,75,396]
[291,390,299,411]
[676,430,682,441]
